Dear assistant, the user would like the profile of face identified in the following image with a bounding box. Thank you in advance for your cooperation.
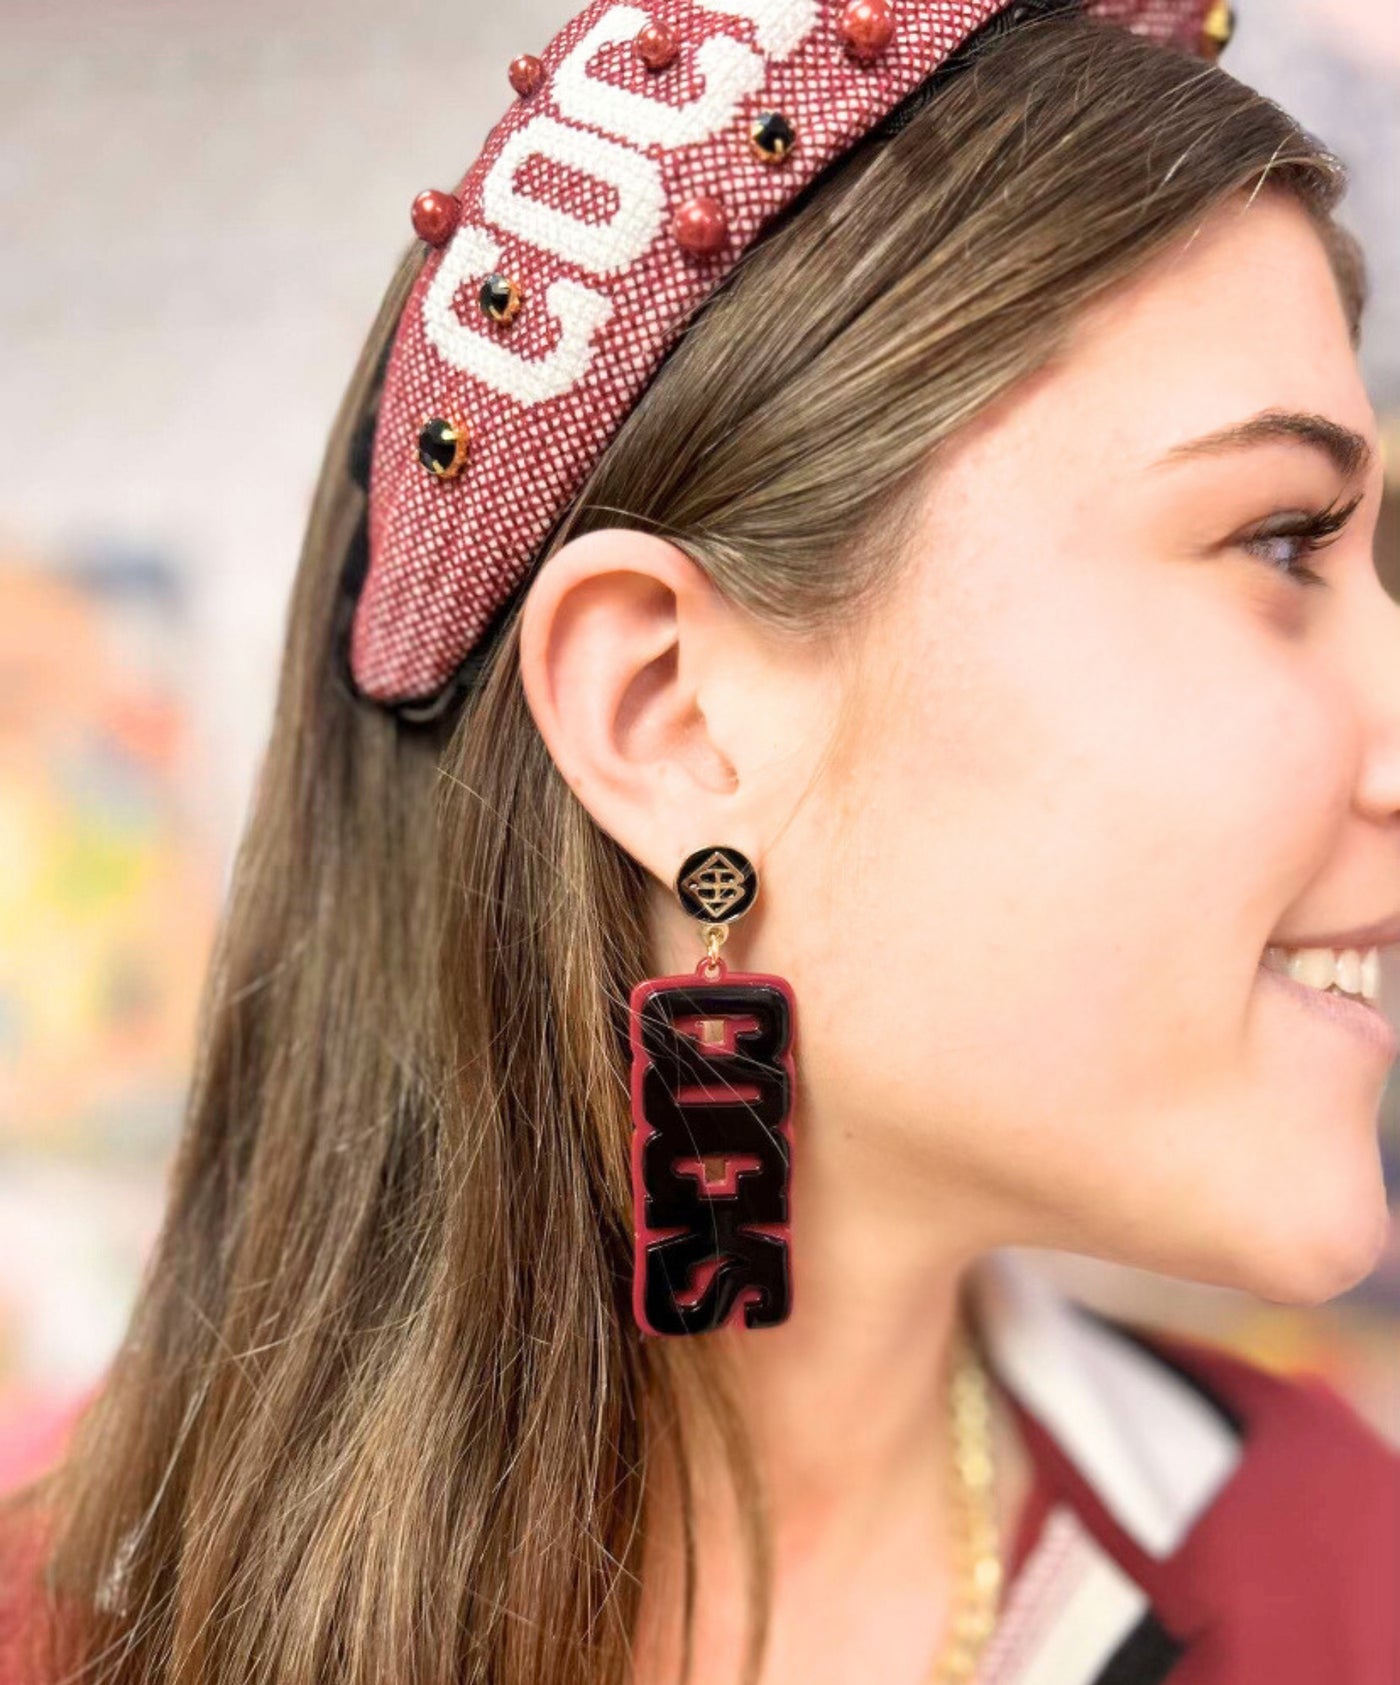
[520,188,1400,1310]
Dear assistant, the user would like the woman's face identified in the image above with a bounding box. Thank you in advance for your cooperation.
[772,188,1398,1304]
[522,187,1397,1309]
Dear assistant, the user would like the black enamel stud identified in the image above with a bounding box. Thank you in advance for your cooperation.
[416,416,471,479]
[674,845,758,924]
[749,111,796,165]
[478,272,524,325]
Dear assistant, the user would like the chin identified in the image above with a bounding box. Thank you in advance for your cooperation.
[1232,1187,1392,1308]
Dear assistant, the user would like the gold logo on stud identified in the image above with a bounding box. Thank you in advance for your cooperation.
[683,850,747,920]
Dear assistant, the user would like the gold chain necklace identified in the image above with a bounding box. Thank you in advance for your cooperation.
[928,1316,1004,1684]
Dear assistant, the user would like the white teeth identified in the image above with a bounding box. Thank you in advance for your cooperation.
[1291,948,1336,990]
[1261,944,1382,1007]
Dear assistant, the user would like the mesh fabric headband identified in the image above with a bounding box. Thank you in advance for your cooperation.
[344,0,1232,720]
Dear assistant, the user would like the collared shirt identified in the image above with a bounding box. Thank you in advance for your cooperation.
[967,1248,1400,1685]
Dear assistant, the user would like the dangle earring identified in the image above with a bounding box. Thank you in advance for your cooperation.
[627,845,798,1337]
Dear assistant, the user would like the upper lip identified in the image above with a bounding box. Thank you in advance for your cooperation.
[1266,911,1400,953]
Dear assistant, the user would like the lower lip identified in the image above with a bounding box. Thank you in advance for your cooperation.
[1256,961,1399,1062]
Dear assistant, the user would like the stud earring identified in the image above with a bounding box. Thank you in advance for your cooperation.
[627,845,798,1336]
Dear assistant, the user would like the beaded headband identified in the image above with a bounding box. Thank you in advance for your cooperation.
[344,0,1235,718]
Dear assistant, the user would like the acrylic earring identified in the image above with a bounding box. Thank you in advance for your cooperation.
[627,845,797,1336]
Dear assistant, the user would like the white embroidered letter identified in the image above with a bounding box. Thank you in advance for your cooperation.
[422,225,614,405]
[553,4,768,149]
[482,114,667,277]
[691,0,819,61]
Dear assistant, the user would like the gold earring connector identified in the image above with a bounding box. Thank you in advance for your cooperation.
[673,845,757,978]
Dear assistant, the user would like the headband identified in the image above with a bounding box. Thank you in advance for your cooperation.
[344,0,1234,719]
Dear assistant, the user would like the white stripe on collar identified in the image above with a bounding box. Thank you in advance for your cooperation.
[978,1505,1151,1685]
[967,1247,1244,1560]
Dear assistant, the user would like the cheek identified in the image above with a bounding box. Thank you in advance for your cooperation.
[967,566,1360,1013]
[796,557,1359,1176]
[1212,661,1357,945]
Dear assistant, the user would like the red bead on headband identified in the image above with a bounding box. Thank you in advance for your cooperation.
[348,0,1233,713]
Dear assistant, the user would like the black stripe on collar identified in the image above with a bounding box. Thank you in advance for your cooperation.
[1093,1607,1187,1685]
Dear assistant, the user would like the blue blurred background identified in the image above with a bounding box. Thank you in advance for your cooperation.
[2,0,1398,1486]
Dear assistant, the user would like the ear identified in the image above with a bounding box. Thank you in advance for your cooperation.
[517,526,832,904]
[518,528,740,891]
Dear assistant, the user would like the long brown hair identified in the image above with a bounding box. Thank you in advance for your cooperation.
[6,11,1365,1684]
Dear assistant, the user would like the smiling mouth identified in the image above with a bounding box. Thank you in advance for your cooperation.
[1259,943,1380,1009]
[1257,949,1397,1060]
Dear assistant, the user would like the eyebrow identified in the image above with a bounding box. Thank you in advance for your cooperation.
[1151,408,1375,483]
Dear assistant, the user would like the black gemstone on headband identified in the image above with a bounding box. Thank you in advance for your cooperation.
[479,272,523,323]
[417,417,470,478]
[750,110,796,163]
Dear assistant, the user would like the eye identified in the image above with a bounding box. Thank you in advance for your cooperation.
[1238,490,1365,590]
[1243,529,1329,588]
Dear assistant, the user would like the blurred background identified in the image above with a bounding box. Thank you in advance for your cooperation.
[2,0,1398,1491]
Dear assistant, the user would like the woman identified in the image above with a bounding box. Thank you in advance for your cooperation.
[3,1,1397,1681]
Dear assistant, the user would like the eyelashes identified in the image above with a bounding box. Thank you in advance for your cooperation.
[1238,488,1366,589]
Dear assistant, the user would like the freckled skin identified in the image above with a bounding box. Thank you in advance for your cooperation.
[519,190,1400,1682]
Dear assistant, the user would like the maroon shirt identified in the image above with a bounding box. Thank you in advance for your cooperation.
[973,1250,1400,1685]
